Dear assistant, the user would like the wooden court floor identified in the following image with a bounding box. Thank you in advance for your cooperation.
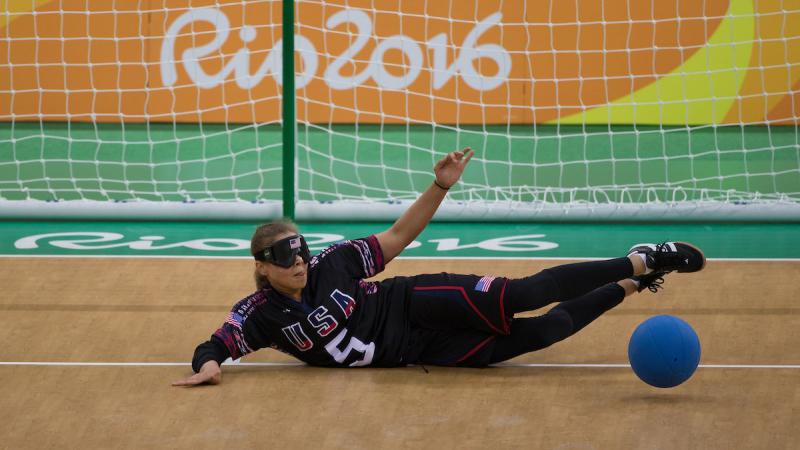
[0,257,798,449]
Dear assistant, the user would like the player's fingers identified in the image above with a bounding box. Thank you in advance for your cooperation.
[461,148,474,165]
[171,378,196,387]
[172,373,209,386]
[455,150,472,168]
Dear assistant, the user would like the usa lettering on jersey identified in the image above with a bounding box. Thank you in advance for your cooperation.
[307,305,338,337]
[282,289,357,352]
[281,322,314,351]
[330,289,356,318]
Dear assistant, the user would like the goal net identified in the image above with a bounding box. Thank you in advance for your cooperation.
[1,0,799,220]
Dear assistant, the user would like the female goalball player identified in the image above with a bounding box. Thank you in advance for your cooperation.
[173,148,705,386]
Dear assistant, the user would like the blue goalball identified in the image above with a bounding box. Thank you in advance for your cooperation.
[628,315,701,388]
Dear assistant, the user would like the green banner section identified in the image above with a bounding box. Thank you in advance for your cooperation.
[1,221,798,259]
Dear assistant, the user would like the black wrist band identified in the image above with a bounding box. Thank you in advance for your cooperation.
[434,180,450,191]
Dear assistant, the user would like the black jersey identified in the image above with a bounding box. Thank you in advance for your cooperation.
[191,235,412,370]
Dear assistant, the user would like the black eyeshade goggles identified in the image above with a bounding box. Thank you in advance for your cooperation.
[253,234,310,268]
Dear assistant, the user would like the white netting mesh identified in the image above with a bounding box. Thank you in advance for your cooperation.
[0,0,798,220]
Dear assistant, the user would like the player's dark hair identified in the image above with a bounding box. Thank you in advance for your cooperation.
[251,220,300,289]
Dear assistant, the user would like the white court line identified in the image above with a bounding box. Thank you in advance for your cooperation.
[1,254,800,262]
[0,361,798,369]
[503,363,800,369]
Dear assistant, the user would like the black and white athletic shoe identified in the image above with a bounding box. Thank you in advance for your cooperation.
[631,272,667,293]
[628,242,706,274]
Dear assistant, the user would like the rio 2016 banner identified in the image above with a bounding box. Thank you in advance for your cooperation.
[1,0,798,125]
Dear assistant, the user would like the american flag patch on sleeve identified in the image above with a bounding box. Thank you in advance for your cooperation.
[474,276,496,292]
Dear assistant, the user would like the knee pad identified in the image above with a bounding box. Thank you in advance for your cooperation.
[538,308,574,346]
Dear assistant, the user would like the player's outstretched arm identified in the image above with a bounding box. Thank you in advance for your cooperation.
[376,147,474,262]
[172,360,222,387]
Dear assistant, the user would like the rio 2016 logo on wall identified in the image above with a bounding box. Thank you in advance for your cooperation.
[160,9,510,93]
[1,0,798,125]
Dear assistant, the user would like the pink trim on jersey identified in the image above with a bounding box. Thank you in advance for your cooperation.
[413,285,505,335]
[214,289,269,359]
[456,336,496,364]
[366,235,385,274]
[499,279,510,334]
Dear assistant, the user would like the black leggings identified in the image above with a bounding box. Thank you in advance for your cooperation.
[489,258,632,364]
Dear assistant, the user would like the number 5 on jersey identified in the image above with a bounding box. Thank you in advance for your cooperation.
[325,329,375,367]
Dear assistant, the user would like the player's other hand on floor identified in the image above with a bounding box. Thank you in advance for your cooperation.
[172,360,222,387]
[434,147,474,189]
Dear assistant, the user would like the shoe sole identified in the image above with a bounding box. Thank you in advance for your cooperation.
[628,242,706,273]
[673,241,706,273]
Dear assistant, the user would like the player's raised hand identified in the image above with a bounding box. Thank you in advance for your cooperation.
[433,147,474,189]
[172,360,222,387]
